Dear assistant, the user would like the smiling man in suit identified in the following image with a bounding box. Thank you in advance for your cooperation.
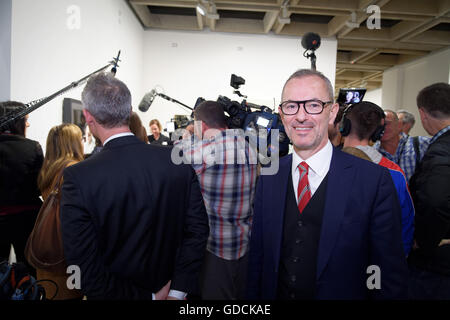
[247,69,408,300]
[60,73,209,300]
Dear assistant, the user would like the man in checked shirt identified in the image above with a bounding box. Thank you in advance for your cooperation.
[374,109,430,183]
[175,100,258,300]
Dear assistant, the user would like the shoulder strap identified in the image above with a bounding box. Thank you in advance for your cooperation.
[51,160,76,192]
[412,136,420,169]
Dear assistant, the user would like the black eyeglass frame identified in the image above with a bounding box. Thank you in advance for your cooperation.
[279,99,334,115]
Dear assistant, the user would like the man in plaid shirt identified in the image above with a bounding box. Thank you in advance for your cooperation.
[374,109,430,182]
[174,101,258,299]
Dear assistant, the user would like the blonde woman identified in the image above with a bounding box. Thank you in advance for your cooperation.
[37,123,84,300]
[148,119,171,145]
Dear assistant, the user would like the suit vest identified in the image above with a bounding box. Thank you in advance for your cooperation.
[276,171,328,299]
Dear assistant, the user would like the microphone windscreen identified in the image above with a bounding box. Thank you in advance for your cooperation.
[138,90,156,112]
[301,32,321,51]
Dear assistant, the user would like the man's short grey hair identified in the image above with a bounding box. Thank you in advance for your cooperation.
[384,109,399,121]
[81,73,132,128]
[397,109,415,126]
[282,69,334,101]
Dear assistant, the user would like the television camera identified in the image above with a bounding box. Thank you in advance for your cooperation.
[196,74,290,157]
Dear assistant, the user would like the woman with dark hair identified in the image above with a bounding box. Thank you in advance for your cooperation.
[0,101,43,270]
[36,123,85,300]
[148,119,171,145]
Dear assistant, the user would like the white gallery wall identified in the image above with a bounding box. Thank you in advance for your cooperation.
[10,0,144,149]
[364,88,382,107]
[382,47,450,137]
[139,29,337,131]
[9,0,337,149]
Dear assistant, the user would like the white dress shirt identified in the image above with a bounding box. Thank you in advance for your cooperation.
[103,132,134,146]
[291,140,333,203]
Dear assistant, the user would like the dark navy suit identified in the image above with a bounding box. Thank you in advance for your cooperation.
[247,147,408,299]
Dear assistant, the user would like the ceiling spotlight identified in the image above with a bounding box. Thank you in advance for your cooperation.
[196,3,207,16]
[278,3,291,24]
[206,3,219,20]
[197,1,219,20]
[278,16,291,24]
[207,12,220,20]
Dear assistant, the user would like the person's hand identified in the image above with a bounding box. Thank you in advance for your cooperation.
[155,280,171,300]
[166,296,182,300]
[439,239,450,247]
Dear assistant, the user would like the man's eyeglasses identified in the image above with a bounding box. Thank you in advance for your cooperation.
[279,99,333,115]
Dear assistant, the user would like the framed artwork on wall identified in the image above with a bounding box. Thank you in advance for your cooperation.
[62,98,85,133]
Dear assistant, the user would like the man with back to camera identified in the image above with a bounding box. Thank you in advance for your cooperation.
[247,69,408,300]
[374,109,430,182]
[408,82,450,300]
[60,73,209,300]
[397,109,416,136]
[340,101,414,256]
[174,101,258,300]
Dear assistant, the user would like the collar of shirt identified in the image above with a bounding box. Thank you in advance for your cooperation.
[291,140,333,198]
[430,125,450,145]
[103,132,134,146]
[355,145,382,163]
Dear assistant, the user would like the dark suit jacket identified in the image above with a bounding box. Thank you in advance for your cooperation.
[247,147,408,299]
[0,134,43,207]
[60,135,209,299]
[408,130,450,275]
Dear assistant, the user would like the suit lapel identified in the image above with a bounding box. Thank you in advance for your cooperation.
[316,148,355,280]
[268,154,292,269]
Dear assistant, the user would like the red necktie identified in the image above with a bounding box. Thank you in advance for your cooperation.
[297,161,311,214]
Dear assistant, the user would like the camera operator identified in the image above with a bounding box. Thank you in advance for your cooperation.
[174,100,258,300]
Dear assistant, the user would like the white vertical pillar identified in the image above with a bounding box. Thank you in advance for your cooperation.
[0,0,12,101]
[381,67,404,110]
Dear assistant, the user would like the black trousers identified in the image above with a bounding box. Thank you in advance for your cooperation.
[199,250,248,300]
[0,210,37,275]
[408,264,450,300]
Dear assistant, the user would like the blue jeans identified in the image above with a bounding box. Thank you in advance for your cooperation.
[408,265,450,300]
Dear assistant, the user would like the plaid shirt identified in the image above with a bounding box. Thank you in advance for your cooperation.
[375,134,430,182]
[175,130,258,260]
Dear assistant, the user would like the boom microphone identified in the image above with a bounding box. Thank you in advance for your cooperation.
[138,89,156,112]
[301,32,321,51]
